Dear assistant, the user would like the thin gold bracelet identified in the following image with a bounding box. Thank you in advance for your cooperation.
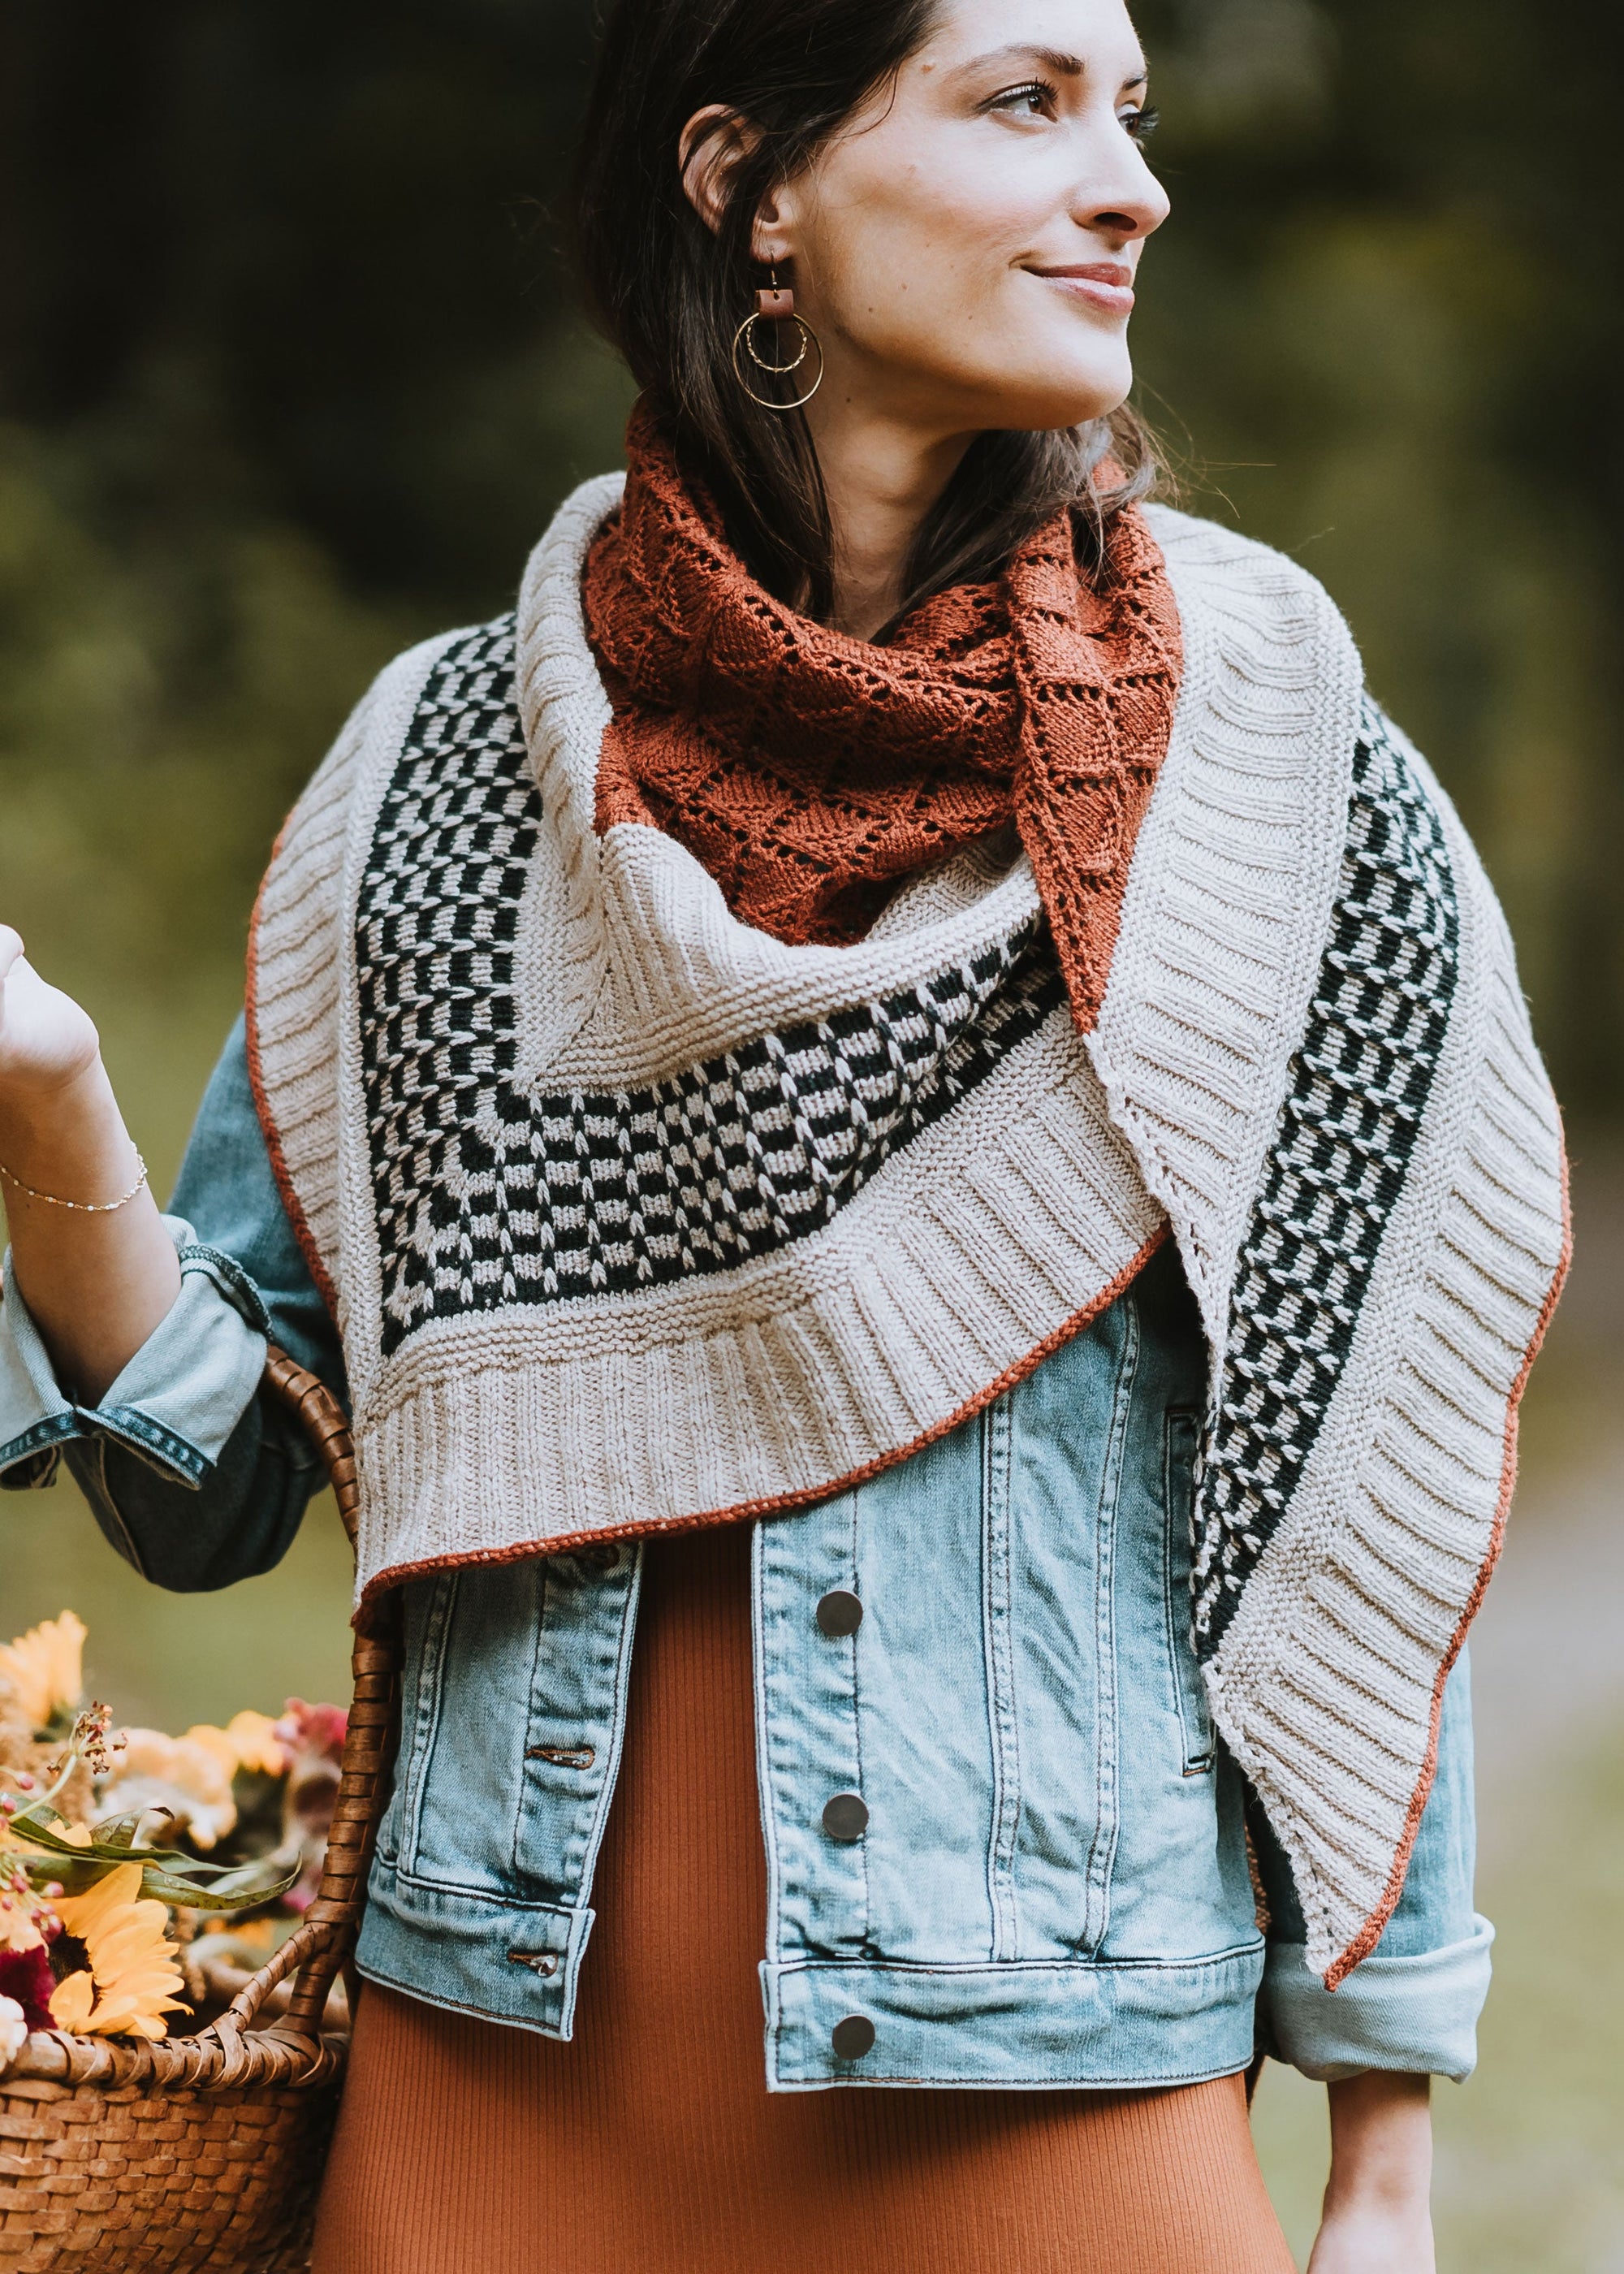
[0,1149,149,1214]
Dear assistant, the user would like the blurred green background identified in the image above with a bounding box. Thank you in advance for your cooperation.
[2,1,1620,2263]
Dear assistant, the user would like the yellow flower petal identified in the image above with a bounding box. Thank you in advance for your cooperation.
[49,1971,96,2033]
[49,1864,187,2041]
[0,1611,87,1731]
[53,1861,144,1935]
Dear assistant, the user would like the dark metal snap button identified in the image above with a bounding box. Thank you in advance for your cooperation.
[822,1792,869,1843]
[831,2015,875,2061]
[815,1589,863,1637]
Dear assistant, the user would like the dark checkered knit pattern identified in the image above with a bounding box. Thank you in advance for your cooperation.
[1191,699,1460,1654]
[356,619,1065,1355]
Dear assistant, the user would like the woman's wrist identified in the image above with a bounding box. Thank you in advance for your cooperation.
[0,1056,141,1209]
[1308,2070,1435,2274]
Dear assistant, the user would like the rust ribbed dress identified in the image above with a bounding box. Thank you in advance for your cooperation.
[312,1524,1294,2274]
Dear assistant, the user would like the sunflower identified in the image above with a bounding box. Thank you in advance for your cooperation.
[0,1612,86,1736]
[46,1863,188,2041]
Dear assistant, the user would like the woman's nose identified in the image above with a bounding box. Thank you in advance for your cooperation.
[1077,136,1172,244]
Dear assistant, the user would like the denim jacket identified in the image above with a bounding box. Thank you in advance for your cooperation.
[1,1019,1492,2090]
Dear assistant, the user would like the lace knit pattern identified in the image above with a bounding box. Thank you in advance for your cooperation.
[584,408,1181,1034]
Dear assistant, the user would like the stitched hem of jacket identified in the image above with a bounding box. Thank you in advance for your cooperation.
[0,1412,77,1490]
[0,1224,272,1492]
[174,1242,275,1339]
[761,1948,1265,2090]
[357,1866,598,2040]
[0,1407,210,1488]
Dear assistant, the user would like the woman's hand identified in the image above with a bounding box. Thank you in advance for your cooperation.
[0,926,182,1404]
[1307,2071,1436,2274]
[0,926,102,1109]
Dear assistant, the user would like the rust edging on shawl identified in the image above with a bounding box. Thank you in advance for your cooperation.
[1324,1138,1573,1991]
[351,1224,1171,1632]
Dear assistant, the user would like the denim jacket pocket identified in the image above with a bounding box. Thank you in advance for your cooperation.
[1163,1409,1215,1777]
[388,1569,464,1881]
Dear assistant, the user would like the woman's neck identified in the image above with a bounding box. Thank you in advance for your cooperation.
[803,396,976,640]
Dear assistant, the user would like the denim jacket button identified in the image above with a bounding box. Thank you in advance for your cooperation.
[814,1589,863,1637]
[822,1792,869,1842]
[831,2015,875,2060]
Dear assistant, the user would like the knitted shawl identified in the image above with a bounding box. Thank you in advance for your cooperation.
[582,405,1182,1023]
[248,476,1568,1987]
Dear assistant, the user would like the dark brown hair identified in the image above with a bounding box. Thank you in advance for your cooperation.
[572,0,1156,625]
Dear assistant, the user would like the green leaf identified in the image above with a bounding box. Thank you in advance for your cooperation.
[10,1805,301,1911]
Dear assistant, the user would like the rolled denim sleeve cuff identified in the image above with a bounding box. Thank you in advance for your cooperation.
[0,1217,270,1491]
[1262,1914,1494,2084]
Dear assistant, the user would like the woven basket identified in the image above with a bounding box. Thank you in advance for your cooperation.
[0,1350,395,2273]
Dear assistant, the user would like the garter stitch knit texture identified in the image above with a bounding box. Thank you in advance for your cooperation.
[585,406,1182,1033]
[247,476,1568,1985]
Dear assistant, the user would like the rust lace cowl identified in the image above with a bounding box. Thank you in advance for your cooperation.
[582,405,1183,1035]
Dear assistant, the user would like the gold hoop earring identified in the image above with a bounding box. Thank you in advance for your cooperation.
[732,267,824,412]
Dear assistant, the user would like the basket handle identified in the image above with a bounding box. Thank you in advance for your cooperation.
[224,1346,400,2042]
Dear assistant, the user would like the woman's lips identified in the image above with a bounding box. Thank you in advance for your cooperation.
[1030,263,1136,315]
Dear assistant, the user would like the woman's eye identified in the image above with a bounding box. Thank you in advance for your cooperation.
[1122,104,1160,144]
[987,80,1058,121]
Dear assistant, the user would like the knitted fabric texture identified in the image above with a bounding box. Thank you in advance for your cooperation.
[583,406,1182,1033]
[247,478,1568,1985]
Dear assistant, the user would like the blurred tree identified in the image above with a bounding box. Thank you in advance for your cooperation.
[0,0,1619,1109]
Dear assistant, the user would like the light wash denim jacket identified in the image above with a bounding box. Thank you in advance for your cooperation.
[1,1021,1492,2091]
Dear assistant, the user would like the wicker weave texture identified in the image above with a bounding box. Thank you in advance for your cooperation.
[0,1349,382,2273]
[0,2071,338,2271]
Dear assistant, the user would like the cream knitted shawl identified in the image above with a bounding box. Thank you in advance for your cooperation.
[248,479,1568,1984]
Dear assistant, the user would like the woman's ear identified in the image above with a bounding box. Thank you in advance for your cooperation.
[679,106,758,236]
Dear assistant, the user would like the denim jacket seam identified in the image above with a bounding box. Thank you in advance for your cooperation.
[84,1437,151,1577]
[93,1407,210,1485]
[174,1242,275,1338]
[561,1553,645,1976]
[1078,1293,1138,1952]
[847,1489,874,1957]
[378,1859,590,1917]
[512,1562,552,1889]
[981,1392,1021,1962]
[780,2056,1253,2089]
[770,1943,1265,1979]
[750,1523,786,1969]
[1162,1405,1215,1775]
[400,1573,458,1867]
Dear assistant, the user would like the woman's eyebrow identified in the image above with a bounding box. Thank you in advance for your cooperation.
[949,43,1150,89]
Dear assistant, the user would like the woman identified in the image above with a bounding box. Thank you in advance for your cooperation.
[0,0,1568,2267]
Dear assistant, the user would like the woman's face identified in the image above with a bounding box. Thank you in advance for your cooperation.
[765,0,1168,437]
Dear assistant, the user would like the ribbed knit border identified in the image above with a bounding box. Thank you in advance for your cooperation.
[1194,741,1570,1982]
[249,635,457,1337]
[354,1228,1170,1628]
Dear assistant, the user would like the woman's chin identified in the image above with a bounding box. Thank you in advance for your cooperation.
[961,343,1134,436]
